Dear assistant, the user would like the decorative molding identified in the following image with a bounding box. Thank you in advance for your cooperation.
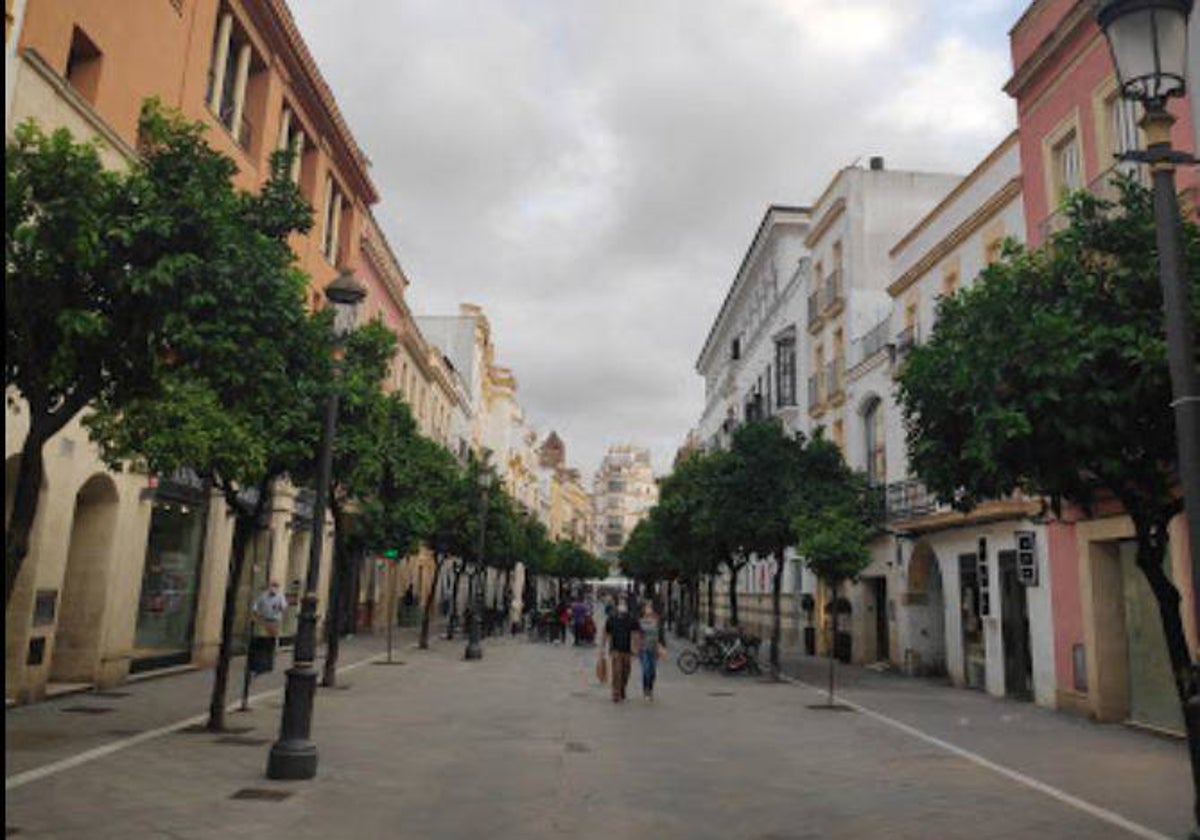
[887,178,1022,299]
[805,197,846,248]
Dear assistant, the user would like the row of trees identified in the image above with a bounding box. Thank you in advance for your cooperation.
[620,421,874,678]
[5,102,605,731]
[625,178,1198,800]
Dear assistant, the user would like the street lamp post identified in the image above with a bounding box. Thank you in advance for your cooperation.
[266,271,366,781]
[465,469,492,660]
[1094,1,1200,834]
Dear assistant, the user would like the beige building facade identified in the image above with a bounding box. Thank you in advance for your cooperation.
[591,445,658,571]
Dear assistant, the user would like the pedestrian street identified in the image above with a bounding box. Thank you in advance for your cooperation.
[5,630,1189,840]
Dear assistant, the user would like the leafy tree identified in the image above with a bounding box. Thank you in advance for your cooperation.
[6,102,313,607]
[317,320,397,687]
[793,435,873,705]
[654,452,725,634]
[897,179,1200,811]
[618,517,668,586]
[716,421,806,676]
[410,439,467,650]
[78,109,318,731]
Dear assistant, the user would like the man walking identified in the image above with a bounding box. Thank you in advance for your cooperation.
[601,597,642,703]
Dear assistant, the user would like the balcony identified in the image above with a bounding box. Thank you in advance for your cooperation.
[807,288,824,332]
[823,268,844,316]
[807,371,826,416]
[881,478,944,523]
[1038,163,1147,242]
[856,318,890,366]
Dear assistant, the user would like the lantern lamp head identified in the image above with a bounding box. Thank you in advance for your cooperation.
[324,271,367,339]
[1095,0,1194,107]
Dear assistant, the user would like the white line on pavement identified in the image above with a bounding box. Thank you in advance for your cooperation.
[788,677,1172,840]
[5,652,386,792]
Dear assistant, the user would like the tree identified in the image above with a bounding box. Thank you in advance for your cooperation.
[6,102,313,607]
[412,439,468,650]
[897,179,1200,817]
[654,452,725,635]
[792,435,873,705]
[316,320,397,687]
[618,517,669,587]
[79,109,319,731]
[716,421,806,676]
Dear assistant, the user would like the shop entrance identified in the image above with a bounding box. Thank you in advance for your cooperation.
[869,577,889,663]
[131,476,209,673]
[958,553,985,690]
[998,550,1033,700]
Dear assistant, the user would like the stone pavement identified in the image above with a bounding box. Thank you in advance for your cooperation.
[4,629,1192,840]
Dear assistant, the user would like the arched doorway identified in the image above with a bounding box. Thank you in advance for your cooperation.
[904,540,946,676]
[52,474,119,683]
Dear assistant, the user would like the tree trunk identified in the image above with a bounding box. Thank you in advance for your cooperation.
[5,425,49,608]
[446,564,463,640]
[1132,516,1200,830]
[827,602,837,706]
[321,507,348,688]
[419,555,444,649]
[690,578,700,643]
[207,512,254,732]
[770,547,784,678]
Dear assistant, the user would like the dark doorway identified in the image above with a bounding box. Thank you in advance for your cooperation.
[871,577,889,663]
[958,553,985,690]
[998,550,1033,700]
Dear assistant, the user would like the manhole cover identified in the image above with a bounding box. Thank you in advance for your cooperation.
[7,827,21,836]
[708,691,736,697]
[90,691,131,699]
[805,703,855,712]
[105,728,144,737]
[230,788,293,802]
[60,706,114,715]
[215,735,271,746]
[371,661,406,666]
[564,741,591,753]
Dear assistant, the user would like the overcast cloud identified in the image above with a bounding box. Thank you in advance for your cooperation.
[289,0,1026,479]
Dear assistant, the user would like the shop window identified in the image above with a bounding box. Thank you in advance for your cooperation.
[65,26,102,104]
[134,495,208,661]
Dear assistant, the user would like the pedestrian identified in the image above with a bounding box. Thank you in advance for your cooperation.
[636,601,666,700]
[600,597,641,703]
[571,597,587,646]
[249,580,287,674]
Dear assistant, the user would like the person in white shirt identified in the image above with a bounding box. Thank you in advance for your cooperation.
[252,580,287,638]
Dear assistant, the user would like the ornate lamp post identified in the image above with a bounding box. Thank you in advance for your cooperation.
[1094,2,1200,835]
[266,271,366,781]
[465,468,492,660]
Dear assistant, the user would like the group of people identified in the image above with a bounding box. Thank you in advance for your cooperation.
[599,597,666,702]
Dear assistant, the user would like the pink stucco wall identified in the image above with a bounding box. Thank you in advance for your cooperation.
[1011,1,1197,248]
[1046,520,1081,694]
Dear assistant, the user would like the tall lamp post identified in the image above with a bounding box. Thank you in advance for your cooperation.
[465,468,492,660]
[1094,1,1200,835]
[266,271,366,781]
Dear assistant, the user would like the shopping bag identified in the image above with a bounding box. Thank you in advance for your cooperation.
[595,655,608,684]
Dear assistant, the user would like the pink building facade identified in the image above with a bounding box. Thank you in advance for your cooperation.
[1007,0,1197,731]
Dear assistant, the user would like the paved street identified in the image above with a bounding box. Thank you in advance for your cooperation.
[5,631,1191,840]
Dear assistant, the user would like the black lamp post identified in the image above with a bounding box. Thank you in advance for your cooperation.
[1094,2,1200,835]
[465,468,492,660]
[266,271,366,781]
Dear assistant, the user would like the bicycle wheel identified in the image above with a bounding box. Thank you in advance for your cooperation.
[677,649,700,675]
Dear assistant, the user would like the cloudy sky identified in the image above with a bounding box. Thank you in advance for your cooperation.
[289,0,1026,479]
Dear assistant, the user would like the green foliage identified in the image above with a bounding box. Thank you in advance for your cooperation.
[549,539,607,582]
[619,517,670,583]
[717,420,807,557]
[653,450,725,581]
[898,177,1198,525]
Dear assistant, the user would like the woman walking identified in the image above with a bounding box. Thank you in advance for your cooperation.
[637,601,665,700]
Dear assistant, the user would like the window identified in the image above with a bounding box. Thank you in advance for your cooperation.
[1052,130,1082,197]
[277,105,306,185]
[776,337,796,407]
[984,236,1003,266]
[832,418,845,453]
[941,266,959,297]
[607,516,622,529]
[730,337,741,361]
[205,9,257,147]
[65,26,102,104]
[863,397,885,484]
[322,174,344,264]
[605,533,623,548]
[607,480,625,493]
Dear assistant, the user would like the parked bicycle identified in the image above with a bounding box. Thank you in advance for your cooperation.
[676,626,762,676]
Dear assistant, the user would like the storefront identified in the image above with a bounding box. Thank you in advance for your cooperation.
[130,471,209,673]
